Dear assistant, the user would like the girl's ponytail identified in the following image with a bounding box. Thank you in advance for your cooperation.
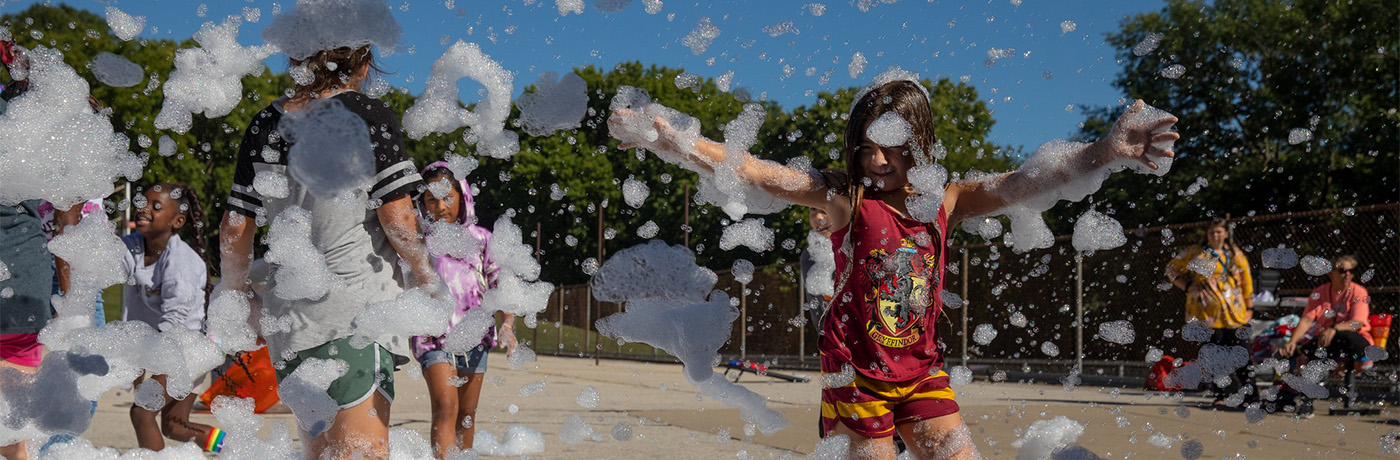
[161,183,212,307]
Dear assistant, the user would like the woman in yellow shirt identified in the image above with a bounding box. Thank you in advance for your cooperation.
[1165,218,1256,407]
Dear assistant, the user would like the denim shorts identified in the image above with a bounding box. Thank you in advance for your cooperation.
[418,344,490,374]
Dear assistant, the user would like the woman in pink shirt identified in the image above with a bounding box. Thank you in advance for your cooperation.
[1281,255,1372,366]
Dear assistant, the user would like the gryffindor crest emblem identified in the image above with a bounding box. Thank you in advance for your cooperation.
[862,239,937,348]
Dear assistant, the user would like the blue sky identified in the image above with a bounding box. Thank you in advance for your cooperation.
[6,0,1168,154]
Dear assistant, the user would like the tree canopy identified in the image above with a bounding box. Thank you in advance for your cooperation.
[2,3,1013,285]
[1065,0,1397,231]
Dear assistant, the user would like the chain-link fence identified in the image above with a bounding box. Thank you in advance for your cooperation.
[525,203,1400,379]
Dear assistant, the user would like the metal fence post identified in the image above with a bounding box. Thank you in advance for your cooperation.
[1075,254,1084,371]
[556,287,564,355]
[585,285,592,357]
[961,248,969,368]
[798,267,806,364]
[740,283,748,361]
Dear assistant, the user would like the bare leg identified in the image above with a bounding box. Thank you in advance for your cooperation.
[154,375,215,444]
[129,374,165,451]
[455,372,486,450]
[0,359,37,460]
[306,391,392,460]
[897,413,983,460]
[422,363,460,459]
[829,421,898,460]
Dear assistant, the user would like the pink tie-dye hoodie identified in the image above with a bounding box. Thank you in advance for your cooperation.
[410,161,501,359]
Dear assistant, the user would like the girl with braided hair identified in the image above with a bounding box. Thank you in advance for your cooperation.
[118,183,225,453]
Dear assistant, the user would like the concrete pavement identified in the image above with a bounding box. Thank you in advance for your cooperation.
[77,354,1398,458]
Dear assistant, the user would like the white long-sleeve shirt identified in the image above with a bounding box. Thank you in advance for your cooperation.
[119,233,207,333]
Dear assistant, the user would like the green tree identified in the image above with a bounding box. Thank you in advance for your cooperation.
[2,4,287,272]
[1069,0,1398,229]
[5,5,1013,287]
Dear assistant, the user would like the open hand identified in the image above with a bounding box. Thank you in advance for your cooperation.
[499,325,519,358]
[1280,341,1297,358]
[1100,100,1180,170]
[609,108,689,158]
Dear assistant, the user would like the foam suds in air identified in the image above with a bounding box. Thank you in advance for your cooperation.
[278,97,377,198]
[1261,247,1299,269]
[402,41,519,159]
[804,230,835,297]
[277,358,348,438]
[1012,416,1099,460]
[556,0,585,16]
[1299,255,1331,276]
[154,16,278,134]
[576,385,600,408]
[434,216,553,351]
[104,6,146,41]
[592,241,791,435]
[637,220,660,238]
[264,205,341,301]
[905,163,948,223]
[474,424,547,456]
[1071,209,1127,252]
[507,345,538,369]
[622,177,650,208]
[158,135,176,157]
[719,218,775,252]
[253,169,291,199]
[1097,320,1135,344]
[89,52,145,87]
[44,216,126,323]
[849,51,867,78]
[865,112,912,148]
[260,0,401,61]
[348,286,454,350]
[205,290,260,354]
[558,414,602,444]
[731,259,755,284]
[0,352,108,446]
[515,71,589,136]
[682,17,721,55]
[0,46,144,209]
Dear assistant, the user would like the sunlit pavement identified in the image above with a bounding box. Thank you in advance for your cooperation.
[84,354,1397,458]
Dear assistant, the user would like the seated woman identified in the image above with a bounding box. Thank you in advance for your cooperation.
[1280,255,1373,369]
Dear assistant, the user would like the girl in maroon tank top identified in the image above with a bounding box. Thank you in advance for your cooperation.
[610,76,1178,459]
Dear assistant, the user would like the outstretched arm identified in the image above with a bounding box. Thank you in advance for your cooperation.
[944,100,1179,226]
[609,110,853,227]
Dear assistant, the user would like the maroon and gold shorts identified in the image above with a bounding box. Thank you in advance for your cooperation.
[820,369,960,438]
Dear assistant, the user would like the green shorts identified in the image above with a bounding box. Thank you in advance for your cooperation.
[275,337,398,409]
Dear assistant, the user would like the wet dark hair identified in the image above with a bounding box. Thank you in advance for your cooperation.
[842,80,938,225]
[287,45,381,105]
